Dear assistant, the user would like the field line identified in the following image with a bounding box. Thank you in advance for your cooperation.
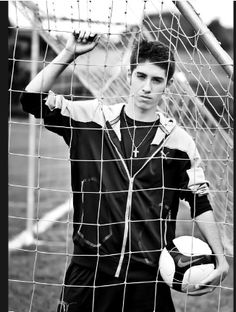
[9,199,70,252]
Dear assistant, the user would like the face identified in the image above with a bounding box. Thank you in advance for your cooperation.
[129,61,170,112]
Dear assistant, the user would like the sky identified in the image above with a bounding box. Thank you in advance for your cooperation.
[189,0,233,28]
[9,0,233,32]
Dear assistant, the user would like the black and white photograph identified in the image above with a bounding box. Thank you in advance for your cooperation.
[8,1,233,311]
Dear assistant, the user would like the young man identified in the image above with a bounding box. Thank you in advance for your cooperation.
[20,31,229,312]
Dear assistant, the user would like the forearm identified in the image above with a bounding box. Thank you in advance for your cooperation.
[25,31,99,94]
[25,48,74,93]
[195,210,226,265]
[191,210,229,292]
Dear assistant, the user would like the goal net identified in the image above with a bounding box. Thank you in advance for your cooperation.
[9,0,233,311]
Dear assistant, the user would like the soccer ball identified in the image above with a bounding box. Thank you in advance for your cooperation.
[159,236,215,293]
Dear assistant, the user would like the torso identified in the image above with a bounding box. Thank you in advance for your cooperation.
[120,107,160,176]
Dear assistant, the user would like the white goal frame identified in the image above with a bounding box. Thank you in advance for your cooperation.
[9,0,233,256]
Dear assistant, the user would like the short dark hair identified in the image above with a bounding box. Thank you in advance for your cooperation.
[130,39,175,82]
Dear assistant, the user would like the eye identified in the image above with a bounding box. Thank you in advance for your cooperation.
[152,77,163,84]
[136,73,146,79]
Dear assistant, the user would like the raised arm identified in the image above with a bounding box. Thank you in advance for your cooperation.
[25,31,100,93]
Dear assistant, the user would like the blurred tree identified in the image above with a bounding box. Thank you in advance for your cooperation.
[8,20,30,117]
[208,19,233,51]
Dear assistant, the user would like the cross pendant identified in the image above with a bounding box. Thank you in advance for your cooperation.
[133,147,139,157]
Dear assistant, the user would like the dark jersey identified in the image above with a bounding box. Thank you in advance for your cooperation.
[120,107,160,176]
[20,90,212,280]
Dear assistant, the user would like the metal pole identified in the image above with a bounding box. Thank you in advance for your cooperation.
[173,1,233,80]
[26,30,39,235]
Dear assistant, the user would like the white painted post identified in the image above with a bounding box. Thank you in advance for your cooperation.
[26,30,39,238]
[173,0,233,80]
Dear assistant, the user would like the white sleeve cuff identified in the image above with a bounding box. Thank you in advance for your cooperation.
[45,90,65,111]
[187,167,210,195]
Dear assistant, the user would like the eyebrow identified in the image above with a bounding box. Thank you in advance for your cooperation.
[136,71,165,80]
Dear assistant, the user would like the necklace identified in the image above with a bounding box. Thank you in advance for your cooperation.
[123,112,158,158]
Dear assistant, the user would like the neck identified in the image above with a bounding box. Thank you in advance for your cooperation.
[125,99,158,122]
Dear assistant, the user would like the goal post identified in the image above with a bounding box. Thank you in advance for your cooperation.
[9,1,233,311]
[26,29,39,240]
[174,0,233,80]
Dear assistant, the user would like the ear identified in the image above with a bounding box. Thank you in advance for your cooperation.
[166,77,173,88]
[127,69,132,84]
[163,78,173,94]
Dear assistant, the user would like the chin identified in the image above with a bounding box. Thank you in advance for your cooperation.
[136,100,155,110]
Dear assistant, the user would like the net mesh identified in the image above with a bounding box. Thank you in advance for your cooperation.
[9,0,233,311]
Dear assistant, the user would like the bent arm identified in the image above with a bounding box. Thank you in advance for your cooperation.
[194,210,229,292]
[25,48,74,93]
[25,31,99,93]
[177,132,229,294]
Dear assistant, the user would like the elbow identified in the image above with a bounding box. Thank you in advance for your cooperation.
[25,85,36,93]
[19,91,47,118]
[19,91,28,113]
[19,91,38,116]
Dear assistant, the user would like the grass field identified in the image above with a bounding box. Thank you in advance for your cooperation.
[9,117,233,312]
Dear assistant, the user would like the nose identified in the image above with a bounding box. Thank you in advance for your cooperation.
[142,79,151,93]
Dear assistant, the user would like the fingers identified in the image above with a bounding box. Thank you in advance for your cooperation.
[194,270,225,294]
[188,287,215,296]
[73,30,99,44]
[87,33,99,43]
[195,269,221,290]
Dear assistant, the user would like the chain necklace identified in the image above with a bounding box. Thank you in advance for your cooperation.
[123,112,158,158]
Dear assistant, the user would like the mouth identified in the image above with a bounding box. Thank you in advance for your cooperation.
[139,95,152,101]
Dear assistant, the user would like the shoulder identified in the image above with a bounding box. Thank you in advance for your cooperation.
[45,92,126,124]
[166,124,198,157]
[102,102,125,123]
[44,91,101,122]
